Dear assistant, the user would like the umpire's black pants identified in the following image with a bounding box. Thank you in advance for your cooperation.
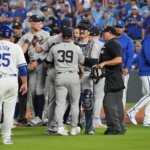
[103,90,125,132]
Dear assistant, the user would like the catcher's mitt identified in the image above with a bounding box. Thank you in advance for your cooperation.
[89,66,109,84]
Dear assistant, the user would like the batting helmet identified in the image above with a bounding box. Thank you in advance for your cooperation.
[0,25,13,38]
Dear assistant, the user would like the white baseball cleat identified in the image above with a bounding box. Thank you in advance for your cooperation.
[143,122,150,127]
[57,126,68,136]
[93,120,107,128]
[126,111,137,125]
[70,127,81,135]
[3,139,13,145]
[28,116,43,126]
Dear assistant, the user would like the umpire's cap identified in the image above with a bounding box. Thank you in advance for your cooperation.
[62,27,73,39]
[90,26,100,36]
[103,26,117,36]
[29,15,41,22]
[0,25,13,38]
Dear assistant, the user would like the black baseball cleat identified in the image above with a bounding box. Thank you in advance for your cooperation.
[104,128,124,135]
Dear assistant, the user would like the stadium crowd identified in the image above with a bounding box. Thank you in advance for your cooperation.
[0,0,150,144]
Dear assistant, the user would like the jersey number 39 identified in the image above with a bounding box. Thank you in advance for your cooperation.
[0,53,10,67]
[58,50,73,63]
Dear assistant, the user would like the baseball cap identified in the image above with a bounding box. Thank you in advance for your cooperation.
[12,22,22,29]
[103,26,117,36]
[29,15,41,22]
[27,12,33,17]
[90,26,100,36]
[77,19,91,31]
[41,6,48,12]
[108,0,113,4]
[95,2,101,7]
[3,2,9,7]
[62,27,73,39]
[32,1,38,5]
[61,20,71,28]
[59,0,64,3]
[132,6,138,10]
[116,21,125,28]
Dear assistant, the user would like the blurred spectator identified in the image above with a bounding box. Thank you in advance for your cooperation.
[41,6,58,28]
[92,2,104,27]
[119,6,129,23]
[9,0,19,15]
[141,0,150,18]
[125,6,143,40]
[30,1,44,17]
[76,0,91,9]
[0,2,13,27]
[120,0,132,15]
[99,10,116,30]
[142,14,150,38]
[14,0,28,22]
[22,11,33,32]
[104,0,119,19]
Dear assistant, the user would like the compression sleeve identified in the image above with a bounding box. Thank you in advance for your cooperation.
[18,65,27,76]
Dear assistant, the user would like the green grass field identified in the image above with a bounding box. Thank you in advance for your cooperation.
[1,125,150,150]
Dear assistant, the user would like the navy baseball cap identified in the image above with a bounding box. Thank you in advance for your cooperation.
[95,2,101,7]
[41,6,48,12]
[116,21,125,28]
[90,26,100,36]
[12,22,22,29]
[61,20,71,28]
[103,26,117,36]
[62,27,73,39]
[29,15,41,22]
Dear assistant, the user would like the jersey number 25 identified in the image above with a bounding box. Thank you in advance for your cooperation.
[0,53,10,67]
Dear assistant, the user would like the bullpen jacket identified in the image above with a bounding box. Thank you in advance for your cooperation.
[117,33,134,73]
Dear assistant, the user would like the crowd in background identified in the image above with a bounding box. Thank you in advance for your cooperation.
[0,0,150,41]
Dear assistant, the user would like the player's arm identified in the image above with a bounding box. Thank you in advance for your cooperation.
[18,65,28,95]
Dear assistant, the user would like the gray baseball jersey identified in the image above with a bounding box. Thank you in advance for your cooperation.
[17,30,50,62]
[46,42,84,72]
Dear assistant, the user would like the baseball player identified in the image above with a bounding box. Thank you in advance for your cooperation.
[77,20,101,134]
[126,27,150,126]
[45,27,84,135]
[17,15,50,126]
[0,25,27,144]
[89,25,106,128]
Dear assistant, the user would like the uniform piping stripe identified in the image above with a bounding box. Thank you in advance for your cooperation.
[17,63,27,67]
[131,93,150,112]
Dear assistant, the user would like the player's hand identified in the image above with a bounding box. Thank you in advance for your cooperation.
[32,35,40,47]
[123,68,128,76]
[30,61,38,70]
[19,84,27,95]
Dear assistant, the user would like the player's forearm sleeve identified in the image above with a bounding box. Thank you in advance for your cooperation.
[18,65,27,76]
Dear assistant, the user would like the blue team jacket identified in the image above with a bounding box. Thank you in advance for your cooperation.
[135,35,150,76]
[117,33,134,72]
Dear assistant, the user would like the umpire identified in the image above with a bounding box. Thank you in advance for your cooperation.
[97,26,126,135]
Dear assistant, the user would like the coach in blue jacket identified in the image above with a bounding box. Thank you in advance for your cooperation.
[115,21,134,108]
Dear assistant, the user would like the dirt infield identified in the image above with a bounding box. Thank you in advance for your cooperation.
[25,107,144,124]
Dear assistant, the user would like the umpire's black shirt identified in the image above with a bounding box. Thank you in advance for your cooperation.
[99,38,122,71]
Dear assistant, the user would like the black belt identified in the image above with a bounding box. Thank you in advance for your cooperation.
[57,71,75,74]
[0,74,17,78]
